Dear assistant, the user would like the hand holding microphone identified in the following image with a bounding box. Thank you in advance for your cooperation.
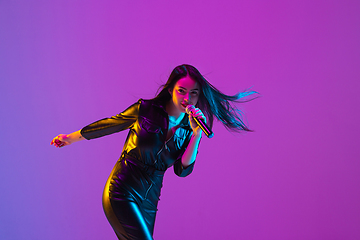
[185,105,214,138]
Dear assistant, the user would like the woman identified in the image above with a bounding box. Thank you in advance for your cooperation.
[51,64,257,240]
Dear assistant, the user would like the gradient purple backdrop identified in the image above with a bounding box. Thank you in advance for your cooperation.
[1,1,359,239]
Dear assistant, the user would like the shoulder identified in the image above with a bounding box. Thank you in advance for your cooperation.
[138,98,166,111]
[137,99,168,126]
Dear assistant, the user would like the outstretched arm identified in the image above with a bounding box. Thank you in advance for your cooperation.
[50,130,85,148]
[50,100,141,148]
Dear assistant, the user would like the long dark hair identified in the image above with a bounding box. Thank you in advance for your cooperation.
[153,64,258,132]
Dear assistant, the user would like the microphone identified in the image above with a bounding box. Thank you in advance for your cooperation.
[185,105,214,138]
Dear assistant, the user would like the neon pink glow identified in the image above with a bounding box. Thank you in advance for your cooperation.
[1,1,359,239]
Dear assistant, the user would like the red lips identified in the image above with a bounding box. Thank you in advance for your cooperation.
[181,102,189,108]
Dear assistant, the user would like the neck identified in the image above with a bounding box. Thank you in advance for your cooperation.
[166,101,185,124]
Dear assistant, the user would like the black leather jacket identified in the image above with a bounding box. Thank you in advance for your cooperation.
[80,99,195,177]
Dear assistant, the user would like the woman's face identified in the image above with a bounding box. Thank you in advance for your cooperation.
[169,75,200,113]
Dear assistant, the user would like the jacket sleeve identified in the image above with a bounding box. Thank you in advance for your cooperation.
[80,100,141,140]
[174,160,195,177]
[173,133,196,177]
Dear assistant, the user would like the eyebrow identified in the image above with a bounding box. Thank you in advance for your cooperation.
[178,86,199,91]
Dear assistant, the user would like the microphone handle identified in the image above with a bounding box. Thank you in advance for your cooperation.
[186,105,214,138]
[193,116,214,138]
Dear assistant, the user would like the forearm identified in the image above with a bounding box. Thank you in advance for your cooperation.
[51,129,85,148]
[181,132,202,167]
[66,130,86,144]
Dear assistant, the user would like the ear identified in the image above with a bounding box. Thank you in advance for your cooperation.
[168,88,172,96]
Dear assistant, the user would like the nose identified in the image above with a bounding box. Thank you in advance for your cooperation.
[184,93,191,103]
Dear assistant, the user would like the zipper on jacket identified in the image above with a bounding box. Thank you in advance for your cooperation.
[154,133,173,165]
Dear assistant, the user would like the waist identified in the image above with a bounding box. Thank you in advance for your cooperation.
[120,152,165,176]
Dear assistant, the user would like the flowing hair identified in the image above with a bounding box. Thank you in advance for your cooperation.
[153,64,258,132]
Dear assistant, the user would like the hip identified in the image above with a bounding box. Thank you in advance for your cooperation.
[106,157,165,207]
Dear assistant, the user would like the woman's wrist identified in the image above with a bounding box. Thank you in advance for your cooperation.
[192,131,202,140]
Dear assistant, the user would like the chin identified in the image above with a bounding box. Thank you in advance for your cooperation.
[178,105,186,113]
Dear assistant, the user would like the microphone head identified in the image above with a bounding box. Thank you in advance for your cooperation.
[185,104,195,114]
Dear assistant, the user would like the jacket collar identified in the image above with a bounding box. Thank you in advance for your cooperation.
[151,99,191,129]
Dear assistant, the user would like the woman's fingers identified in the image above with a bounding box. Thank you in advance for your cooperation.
[56,139,65,147]
[50,137,57,146]
[191,109,203,118]
[190,108,206,123]
[51,135,66,147]
[53,139,59,147]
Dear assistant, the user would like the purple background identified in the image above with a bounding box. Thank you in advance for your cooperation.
[1,1,359,239]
